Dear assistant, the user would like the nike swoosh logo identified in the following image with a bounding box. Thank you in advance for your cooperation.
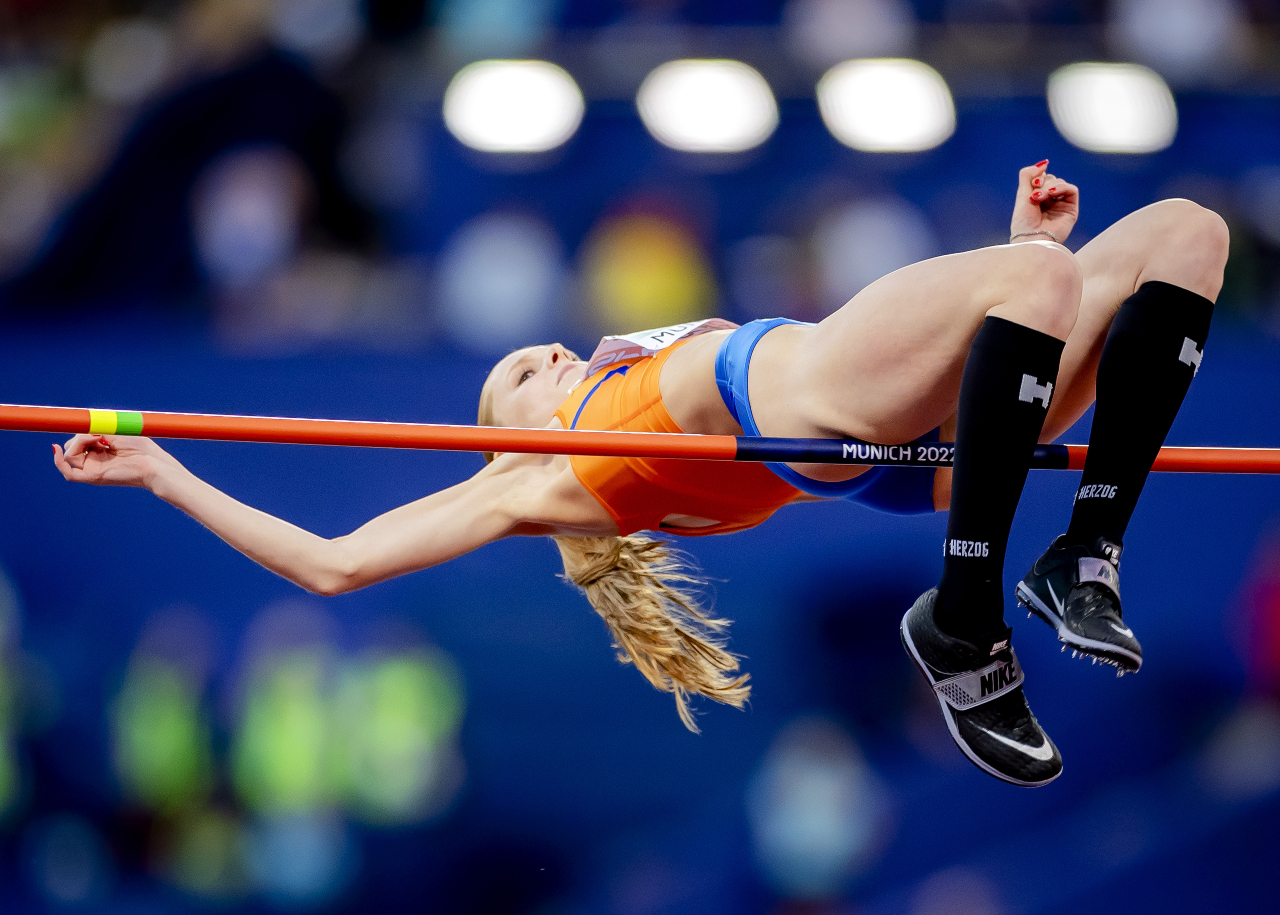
[1047,580,1064,615]
[977,726,1056,761]
[1110,622,1134,638]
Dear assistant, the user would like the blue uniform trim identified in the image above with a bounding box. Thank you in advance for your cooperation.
[714,318,938,514]
[569,365,630,430]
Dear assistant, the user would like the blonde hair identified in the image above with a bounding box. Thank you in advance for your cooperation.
[478,362,750,732]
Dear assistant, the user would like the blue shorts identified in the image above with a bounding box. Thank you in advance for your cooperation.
[714,318,939,515]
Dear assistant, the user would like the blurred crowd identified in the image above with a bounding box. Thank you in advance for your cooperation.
[2,0,1280,356]
[3,1,1280,913]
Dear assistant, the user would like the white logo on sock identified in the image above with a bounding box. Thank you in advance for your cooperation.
[1179,337,1203,375]
[1019,374,1053,408]
[947,539,990,557]
[1075,484,1118,502]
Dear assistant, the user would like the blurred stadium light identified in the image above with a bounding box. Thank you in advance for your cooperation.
[816,58,955,153]
[437,211,567,353]
[83,19,172,105]
[1047,63,1178,154]
[635,59,779,153]
[582,209,717,329]
[442,60,584,154]
[783,0,918,68]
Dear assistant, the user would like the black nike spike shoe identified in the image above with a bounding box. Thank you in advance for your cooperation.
[901,589,1062,787]
[1015,535,1142,675]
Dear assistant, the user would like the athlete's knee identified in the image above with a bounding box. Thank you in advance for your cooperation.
[1006,240,1082,288]
[1150,199,1229,260]
[1144,199,1230,296]
[1003,242,1082,333]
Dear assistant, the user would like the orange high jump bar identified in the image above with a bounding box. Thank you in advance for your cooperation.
[1,403,1279,473]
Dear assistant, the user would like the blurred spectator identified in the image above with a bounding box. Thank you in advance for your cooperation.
[111,608,216,815]
[783,0,918,69]
[437,210,568,353]
[1,52,372,313]
[811,196,939,313]
[581,203,717,331]
[1109,0,1252,86]
[22,813,115,905]
[1235,523,1280,698]
[747,716,893,900]
[0,568,20,819]
[909,867,1006,915]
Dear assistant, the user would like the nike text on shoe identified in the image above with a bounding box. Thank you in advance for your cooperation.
[1015,535,1142,675]
[901,589,1062,787]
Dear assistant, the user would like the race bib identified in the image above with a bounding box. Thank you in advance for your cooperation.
[584,319,738,377]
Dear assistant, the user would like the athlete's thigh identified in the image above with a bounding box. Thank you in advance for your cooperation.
[749,246,1021,443]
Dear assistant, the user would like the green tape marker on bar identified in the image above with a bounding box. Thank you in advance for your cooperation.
[116,412,144,435]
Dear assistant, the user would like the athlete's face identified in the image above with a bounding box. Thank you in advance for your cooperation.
[486,343,587,428]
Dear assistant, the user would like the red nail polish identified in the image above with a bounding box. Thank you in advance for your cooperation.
[1031,192,1042,200]
[1033,177,1042,187]
[1035,159,1049,167]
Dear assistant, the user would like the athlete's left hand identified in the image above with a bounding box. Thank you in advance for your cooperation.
[1010,160,1079,246]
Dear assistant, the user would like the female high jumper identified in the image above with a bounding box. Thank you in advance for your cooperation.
[53,162,1228,787]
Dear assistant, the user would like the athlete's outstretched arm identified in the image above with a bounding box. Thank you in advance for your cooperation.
[53,433,546,596]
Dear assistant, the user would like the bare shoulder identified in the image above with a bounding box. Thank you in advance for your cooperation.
[481,451,618,537]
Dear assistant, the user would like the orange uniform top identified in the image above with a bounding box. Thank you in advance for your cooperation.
[553,339,801,537]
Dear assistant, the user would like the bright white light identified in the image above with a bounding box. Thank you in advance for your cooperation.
[636,59,779,153]
[443,60,584,154]
[1047,63,1177,154]
[816,58,955,153]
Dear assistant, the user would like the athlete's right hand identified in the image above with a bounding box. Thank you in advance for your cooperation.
[53,434,181,489]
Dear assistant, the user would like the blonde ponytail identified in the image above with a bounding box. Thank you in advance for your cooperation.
[479,359,748,732]
[553,535,750,732]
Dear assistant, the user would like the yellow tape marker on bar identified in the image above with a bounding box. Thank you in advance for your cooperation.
[88,410,117,435]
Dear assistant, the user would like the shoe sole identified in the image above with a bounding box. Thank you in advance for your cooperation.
[900,610,1061,788]
[1014,581,1142,674]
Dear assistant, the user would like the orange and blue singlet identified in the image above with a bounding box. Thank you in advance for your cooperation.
[554,319,939,538]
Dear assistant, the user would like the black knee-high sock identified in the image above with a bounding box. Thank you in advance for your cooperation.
[1065,281,1214,549]
[934,317,1065,640]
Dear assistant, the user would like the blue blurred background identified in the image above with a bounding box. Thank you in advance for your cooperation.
[3,0,1280,912]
